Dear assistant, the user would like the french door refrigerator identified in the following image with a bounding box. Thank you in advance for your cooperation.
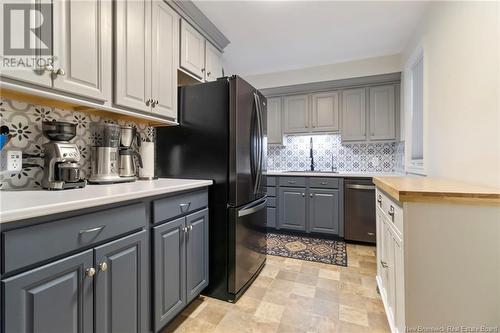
[155,76,267,302]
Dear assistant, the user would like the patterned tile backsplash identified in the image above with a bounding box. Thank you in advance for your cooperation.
[0,98,155,190]
[267,134,402,173]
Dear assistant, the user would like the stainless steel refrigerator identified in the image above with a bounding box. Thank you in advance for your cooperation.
[155,76,267,302]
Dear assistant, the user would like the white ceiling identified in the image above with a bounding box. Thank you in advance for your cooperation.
[194,1,428,76]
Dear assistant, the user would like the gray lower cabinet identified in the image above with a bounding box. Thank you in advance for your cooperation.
[153,208,209,331]
[186,209,209,303]
[309,189,340,235]
[3,250,94,333]
[154,217,186,330]
[279,187,307,231]
[267,207,276,228]
[95,230,148,333]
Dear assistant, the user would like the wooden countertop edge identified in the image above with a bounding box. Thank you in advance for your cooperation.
[373,178,500,205]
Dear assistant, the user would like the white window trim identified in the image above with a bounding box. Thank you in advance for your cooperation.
[404,42,427,176]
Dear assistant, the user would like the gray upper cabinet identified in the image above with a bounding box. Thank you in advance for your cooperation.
[151,0,179,119]
[180,19,206,80]
[309,189,340,235]
[311,91,340,132]
[267,97,283,145]
[115,0,151,113]
[369,85,396,141]
[94,230,148,333]
[3,250,94,333]
[153,217,186,331]
[52,0,112,101]
[283,95,310,133]
[279,187,307,231]
[186,208,209,303]
[205,42,223,82]
[341,88,367,142]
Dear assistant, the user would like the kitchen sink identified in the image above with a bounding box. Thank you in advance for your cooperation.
[287,170,339,173]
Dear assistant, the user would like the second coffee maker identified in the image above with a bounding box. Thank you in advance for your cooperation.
[119,126,143,179]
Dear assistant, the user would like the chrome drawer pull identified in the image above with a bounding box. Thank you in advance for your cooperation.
[377,195,382,205]
[98,262,108,272]
[380,260,389,268]
[287,181,296,184]
[388,206,395,221]
[179,202,191,213]
[79,226,104,234]
[85,267,96,277]
[367,232,375,236]
[320,181,328,185]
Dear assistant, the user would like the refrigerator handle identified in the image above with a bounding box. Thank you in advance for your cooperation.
[253,92,263,193]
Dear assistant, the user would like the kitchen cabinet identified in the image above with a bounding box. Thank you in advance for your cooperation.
[94,231,148,333]
[153,207,209,331]
[279,187,307,231]
[267,97,283,145]
[205,42,223,82]
[180,19,224,82]
[52,0,112,101]
[3,250,94,333]
[283,95,310,133]
[369,85,396,140]
[115,0,179,119]
[3,230,149,333]
[311,91,340,132]
[1,0,112,101]
[309,188,340,235]
[341,88,367,141]
[180,19,206,80]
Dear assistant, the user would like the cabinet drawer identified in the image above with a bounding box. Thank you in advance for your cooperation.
[267,177,276,186]
[266,187,276,197]
[279,177,306,187]
[267,208,276,228]
[153,190,208,223]
[376,189,403,235]
[267,197,277,208]
[309,177,340,189]
[3,203,146,274]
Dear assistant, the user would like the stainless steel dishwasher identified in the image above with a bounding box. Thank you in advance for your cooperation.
[344,178,376,243]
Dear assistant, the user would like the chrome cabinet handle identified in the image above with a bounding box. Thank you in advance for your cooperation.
[320,182,328,185]
[388,206,395,220]
[287,181,296,184]
[301,193,305,197]
[310,193,313,197]
[207,72,211,76]
[182,226,188,233]
[86,267,96,277]
[79,226,104,234]
[154,99,159,106]
[146,99,151,106]
[367,232,375,236]
[201,68,205,73]
[179,202,191,213]
[44,64,54,72]
[377,195,382,205]
[98,262,108,272]
[55,68,65,76]
[380,260,388,268]
[188,225,193,231]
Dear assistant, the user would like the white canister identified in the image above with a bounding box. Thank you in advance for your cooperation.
[139,142,155,179]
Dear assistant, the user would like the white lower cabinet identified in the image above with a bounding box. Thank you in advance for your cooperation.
[376,189,405,333]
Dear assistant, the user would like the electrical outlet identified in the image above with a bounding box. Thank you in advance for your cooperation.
[0,150,22,174]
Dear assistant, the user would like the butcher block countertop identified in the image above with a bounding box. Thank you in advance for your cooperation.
[373,176,500,205]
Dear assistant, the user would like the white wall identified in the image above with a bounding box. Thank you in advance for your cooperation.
[244,54,402,89]
[402,1,500,188]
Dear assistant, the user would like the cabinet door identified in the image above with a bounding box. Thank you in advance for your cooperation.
[115,0,151,112]
[267,207,277,228]
[375,208,385,294]
[393,229,405,333]
[3,250,93,333]
[384,219,396,326]
[94,230,148,333]
[341,88,366,141]
[267,97,283,145]
[283,95,310,133]
[180,20,205,80]
[205,42,223,82]
[153,217,186,330]
[0,0,52,87]
[52,0,112,101]
[151,0,179,119]
[279,187,307,231]
[186,208,209,303]
[311,91,340,132]
[369,85,396,140]
[309,188,339,235]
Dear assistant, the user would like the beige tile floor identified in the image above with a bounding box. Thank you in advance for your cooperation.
[162,244,389,333]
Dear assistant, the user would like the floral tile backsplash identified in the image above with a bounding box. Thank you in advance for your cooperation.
[0,98,155,190]
[267,134,402,173]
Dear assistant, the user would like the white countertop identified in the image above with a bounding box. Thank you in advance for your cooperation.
[0,178,213,224]
[267,171,405,178]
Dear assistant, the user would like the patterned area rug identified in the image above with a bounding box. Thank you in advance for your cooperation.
[267,232,347,267]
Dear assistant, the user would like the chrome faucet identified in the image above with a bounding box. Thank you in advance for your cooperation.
[310,137,315,171]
